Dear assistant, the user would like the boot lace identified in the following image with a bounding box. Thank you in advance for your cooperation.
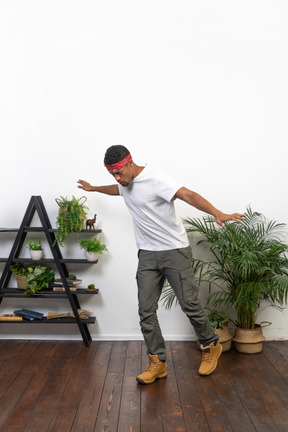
[146,361,159,374]
[201,346,213,363]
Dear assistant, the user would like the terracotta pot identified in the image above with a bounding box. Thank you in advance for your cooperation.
[233,325,266,354]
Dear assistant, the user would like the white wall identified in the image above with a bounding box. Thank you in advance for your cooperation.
[0,1,287,341]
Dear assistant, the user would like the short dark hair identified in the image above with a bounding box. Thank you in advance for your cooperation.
[104,145,130,165]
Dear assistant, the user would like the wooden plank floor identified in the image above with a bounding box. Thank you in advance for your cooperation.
[0,340,288,431]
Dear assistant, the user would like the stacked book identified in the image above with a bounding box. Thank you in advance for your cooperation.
[0,314,23,321]
[14,309,44,321]
[53,278,82,292]
[0,310,44,321]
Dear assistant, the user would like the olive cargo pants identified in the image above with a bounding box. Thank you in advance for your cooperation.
[136,246,218,361]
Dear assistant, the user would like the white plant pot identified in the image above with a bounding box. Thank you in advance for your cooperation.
[85,252,99,262]
[29,250,43,260]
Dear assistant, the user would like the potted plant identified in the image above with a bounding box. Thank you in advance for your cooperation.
[27,240,43,260]
[184,207,288,353]
[86,283,97,292]
[161,283,233,352]
[10,263,28,290]
[78,237,108,262]
[25,265,55,297]
[205,309,233,352]
[10,264,55,296]
[55,196,89,246]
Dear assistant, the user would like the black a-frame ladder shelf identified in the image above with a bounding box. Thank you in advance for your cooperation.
[0,195,102,347]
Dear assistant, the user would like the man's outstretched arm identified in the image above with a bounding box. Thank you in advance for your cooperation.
[77,180,120,196]
[174,187,245,227]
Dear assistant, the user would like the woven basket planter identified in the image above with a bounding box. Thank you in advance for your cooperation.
[196,325,233,352]
[16,275,28,290]
[215,326,234,352]
[233,325,267,354]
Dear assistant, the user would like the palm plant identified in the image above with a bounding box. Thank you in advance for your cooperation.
[184,207,288,329]
[161,279,178,309]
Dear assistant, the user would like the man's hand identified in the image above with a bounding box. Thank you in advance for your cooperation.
[77,180,119,196]
[175,188,246,227]
[215,212,246,227]
[77,179,93,191]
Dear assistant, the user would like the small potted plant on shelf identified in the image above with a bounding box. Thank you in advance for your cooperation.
[10,264,55,296]
[78,237,108,262]
[54,196,89,246]
[25,265,55,297]
[86,283,97,292]
[184,207,288,354]
[27,240,43,260]
[10,263,29,290]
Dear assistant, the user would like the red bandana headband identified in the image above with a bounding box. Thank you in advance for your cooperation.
[104,154,132,173]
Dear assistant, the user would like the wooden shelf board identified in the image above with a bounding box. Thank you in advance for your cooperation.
[11,258,98,264]
[0,228,102,233]
[0,317,96,324]
[0,288,99,298]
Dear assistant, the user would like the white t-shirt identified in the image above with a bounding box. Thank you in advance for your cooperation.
[118,165,190,251]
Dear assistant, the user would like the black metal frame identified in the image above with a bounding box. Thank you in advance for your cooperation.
[0,196,101,347]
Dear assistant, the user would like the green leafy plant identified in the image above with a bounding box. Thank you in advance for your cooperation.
[55,196,89,246]
[161,283,229,330]
[87,284,96,290]
[27,240,42,251]
[69,274,77,280]
[184,207,288,329]
[25,265,55,296]
[78,238,108,254]
[10,264,55,296]
[10,263,27,277]
[206,309,229,329]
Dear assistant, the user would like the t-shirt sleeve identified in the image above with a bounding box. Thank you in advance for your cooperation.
[155,170,183,202]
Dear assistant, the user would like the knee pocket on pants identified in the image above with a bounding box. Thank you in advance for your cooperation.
[166,270,199,305]
[180,273,199,304]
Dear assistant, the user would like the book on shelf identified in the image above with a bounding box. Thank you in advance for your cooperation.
[22,315,35,321]
[14,309,44,320]
[0,314,23,321]
[53,286,77,292]
[55,278,82,286]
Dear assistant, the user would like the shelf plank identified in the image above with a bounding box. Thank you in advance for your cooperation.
[0,228,102,233]
[11,258,98,264]
[48,229,102,233]
[0,288,99,298]
[0,317,96,324]
[1,258,98,264]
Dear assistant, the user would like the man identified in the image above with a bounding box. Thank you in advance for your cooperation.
[77,145,245,385]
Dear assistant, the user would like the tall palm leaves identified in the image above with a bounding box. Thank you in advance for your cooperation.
[185,208,288,329]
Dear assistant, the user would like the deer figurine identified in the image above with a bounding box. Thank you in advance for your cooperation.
[86,214,97,230]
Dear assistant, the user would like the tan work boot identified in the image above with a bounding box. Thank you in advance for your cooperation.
[198,341,222,376]
[136,354,167,385]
